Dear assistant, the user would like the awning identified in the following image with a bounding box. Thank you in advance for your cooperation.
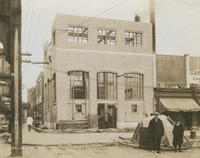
[158,98,200,112]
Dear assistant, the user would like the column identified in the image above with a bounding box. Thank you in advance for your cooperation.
[89,71,98,128]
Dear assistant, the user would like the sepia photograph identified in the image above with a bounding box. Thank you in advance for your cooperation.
[0,0,200,157]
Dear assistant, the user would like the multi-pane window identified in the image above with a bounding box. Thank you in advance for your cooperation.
[97,72,117,99]
[125,31,142,47]
[68,26,88,43]
[97,29,116,45]
[68,71,89,99]
[125,73,143,100]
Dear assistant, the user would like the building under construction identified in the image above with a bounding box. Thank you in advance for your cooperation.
[42,14,155,129]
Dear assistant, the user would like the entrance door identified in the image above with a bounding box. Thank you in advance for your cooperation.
[98,104,117,129]
[107,105,117,128]
[98,104,105,129]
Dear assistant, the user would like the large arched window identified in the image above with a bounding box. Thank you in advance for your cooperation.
[68,71,89,99]
[97,72,117,99]
[125,73,143,100]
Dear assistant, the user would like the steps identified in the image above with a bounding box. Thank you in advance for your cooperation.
[56,120,89,129]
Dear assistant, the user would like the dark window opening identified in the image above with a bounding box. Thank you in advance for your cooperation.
[75,104,82,113]
[131,104,137,112]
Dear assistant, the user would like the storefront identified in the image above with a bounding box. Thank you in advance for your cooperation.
[154,88,200,129]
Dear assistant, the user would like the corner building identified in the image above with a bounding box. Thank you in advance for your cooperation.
[43,14,154,129]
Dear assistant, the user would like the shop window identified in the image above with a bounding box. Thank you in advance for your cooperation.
[68,71,89,99]
[131,104,137,112]
[97,29,116,45]
[68,26,88,43]
[97,72,117,99]
[125,73,143,100]
[75,104,82,113]
[125,31,142,47]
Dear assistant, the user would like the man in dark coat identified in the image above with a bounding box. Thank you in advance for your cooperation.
[148,112,164,153]
[173,120,184,152]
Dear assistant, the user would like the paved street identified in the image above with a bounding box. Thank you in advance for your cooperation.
[1,143,200,158]
[22,125,132,145]
[1,126,200,158]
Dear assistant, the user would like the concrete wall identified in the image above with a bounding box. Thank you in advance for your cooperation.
[55,50,154,128]
[52,14,152,54]
[45,14,154,128]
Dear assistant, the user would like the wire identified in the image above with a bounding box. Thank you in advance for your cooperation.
[174,0,200,6]
[27,62,154,88]
[24,0,130,56]
[78,0,130,25]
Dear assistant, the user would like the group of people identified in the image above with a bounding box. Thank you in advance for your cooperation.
[148,112,184,153]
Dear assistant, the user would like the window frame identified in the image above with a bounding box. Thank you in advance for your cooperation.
[125,31,143,47]
[67,26,88,44]
[97,28,116,45]
[97,72,117,100]
[124,73,144,100]
[68,71,89,99]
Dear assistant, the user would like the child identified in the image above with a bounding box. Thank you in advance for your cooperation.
[172,120,184,152]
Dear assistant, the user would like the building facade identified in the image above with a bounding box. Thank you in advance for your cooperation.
[155,54,200,129]
[27,72,44,125]
[43,14,154,129]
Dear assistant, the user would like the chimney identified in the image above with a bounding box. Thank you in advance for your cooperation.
[150,0,156,52]
[134,14,141,22]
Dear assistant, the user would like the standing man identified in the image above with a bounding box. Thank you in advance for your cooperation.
[148,112,164,153]
[26,115,33,132]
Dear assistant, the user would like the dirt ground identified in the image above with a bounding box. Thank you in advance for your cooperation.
[1,143,200,158]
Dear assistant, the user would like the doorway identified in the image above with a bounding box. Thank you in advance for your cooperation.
[97,104,117,129]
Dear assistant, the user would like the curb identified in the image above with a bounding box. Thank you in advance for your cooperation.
[21,142,117,147]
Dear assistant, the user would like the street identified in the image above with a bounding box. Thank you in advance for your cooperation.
[0,125,200,158]
[1,143,200,158]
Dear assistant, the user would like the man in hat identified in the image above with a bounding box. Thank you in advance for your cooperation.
[148,112,164,153]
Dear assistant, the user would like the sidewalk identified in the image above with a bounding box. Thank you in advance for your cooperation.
[23,125,133,146]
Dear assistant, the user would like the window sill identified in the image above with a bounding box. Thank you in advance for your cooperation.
[125,100,144,104]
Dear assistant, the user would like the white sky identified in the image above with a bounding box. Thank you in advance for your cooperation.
[21,0,200,101]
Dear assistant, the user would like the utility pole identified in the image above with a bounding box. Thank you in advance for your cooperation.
[0,0,22,156]
[10,1,22,156]
[11,25,22,157]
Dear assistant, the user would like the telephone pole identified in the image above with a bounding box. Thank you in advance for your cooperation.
[10,0,23,156]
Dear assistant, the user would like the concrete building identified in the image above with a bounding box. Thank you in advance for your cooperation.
[27,72,44,125]
[43,14,154,129]
[35,72,44,124]
[155,54,200,129]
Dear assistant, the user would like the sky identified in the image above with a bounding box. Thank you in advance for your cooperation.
[21,0,200,101]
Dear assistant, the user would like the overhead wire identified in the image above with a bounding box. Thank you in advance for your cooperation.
[27,62,155,88]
